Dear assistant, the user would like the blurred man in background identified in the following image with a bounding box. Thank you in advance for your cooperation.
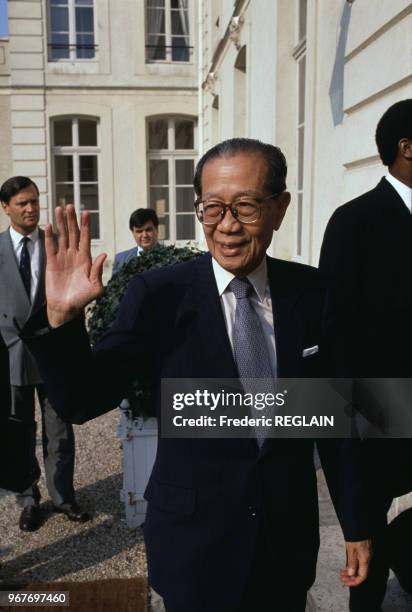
[112,208,159,275]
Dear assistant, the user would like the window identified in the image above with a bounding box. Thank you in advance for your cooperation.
[293,0,307,258]
[146,0,191,63]
[52,117,101,240]
[48,0,96,61]
[147,117,197,242]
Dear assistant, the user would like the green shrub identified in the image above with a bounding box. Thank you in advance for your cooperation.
[88,244,203,419]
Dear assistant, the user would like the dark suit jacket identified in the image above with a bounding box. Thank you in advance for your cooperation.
[23,254,368,612]
[319,177,412,501]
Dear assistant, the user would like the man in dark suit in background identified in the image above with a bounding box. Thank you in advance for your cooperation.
[319,99,412,611]
[0,176,90,531]
[112,208,159,275]
[23,140,370,612]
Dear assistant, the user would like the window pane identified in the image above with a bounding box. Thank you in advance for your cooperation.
[51,0,68,5]
[50,33,70,59]
[175,120,194,149]
[89,212,100,240]
[150,160,169,185]
[157,214,169,241]
[76,6,94,32]
[55,183,74,207]
[147,35,166,61]
[175,159,194,184]
[76,0,93,6]
[51,6,69,31]
[149,119,168,149]
[176,187,193,212]
[146,7,165,34]
[54,119,72,146]
[79,119,97,146]
[55,155,73,181]
[171,10,187,35]
[76,33,95,58]
[80,155,98,181]
[80,184,98,211]
[147,0,165,7]
[171,39,190,62]
[176,214,195,240]
[150,187,169,216]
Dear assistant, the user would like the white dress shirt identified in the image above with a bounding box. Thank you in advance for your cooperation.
[211,256,278,377]
[9,225,40,303]
[385,173,412,213]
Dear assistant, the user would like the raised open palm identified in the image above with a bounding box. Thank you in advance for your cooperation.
[46,205,107,328]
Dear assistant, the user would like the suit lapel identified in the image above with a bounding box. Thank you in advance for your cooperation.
[375,177,412,219]
[188,253,238,378]
[127,247,139,263]
[31,229,46,315]
[267,257,303,378]
[0,229,31,312]
[258,258,305,459]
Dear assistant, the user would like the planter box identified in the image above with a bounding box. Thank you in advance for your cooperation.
[118,402,158,528]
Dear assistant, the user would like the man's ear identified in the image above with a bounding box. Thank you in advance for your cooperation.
[399,138,412,161]
[273,191,291,231]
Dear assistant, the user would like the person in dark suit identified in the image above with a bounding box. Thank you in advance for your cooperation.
[319,99,412,611]
[112,208,159,275]
[0,176,91,531]
[23,140,370,612]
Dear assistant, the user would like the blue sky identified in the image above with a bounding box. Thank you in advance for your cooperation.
[0,0,8,38]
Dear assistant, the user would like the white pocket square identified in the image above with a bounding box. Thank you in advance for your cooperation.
[302,345,319,357]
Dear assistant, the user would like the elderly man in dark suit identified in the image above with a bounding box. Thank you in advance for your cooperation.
[0,176,90,531]
[23,140,370,612]
[319,99,412,611]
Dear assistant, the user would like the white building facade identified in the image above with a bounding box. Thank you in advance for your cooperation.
[199,0,412,264]
[1,1,411,266]
[0,0,199,271]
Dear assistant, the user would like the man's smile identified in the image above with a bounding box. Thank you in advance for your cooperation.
[218,240,248,253]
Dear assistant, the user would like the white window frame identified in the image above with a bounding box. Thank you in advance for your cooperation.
[147,117,197,244]
[48,0,98,62]
[51,116,102,242]
[145,0,193,64]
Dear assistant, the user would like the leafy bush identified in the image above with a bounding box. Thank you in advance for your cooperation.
[88,244,202,419]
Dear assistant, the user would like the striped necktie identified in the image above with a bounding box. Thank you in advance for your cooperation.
[230,277,275,445]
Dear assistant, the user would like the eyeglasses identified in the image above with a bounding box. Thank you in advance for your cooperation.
[194,193,281,225]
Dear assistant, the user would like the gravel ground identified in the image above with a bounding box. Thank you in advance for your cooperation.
[0,407,147,585]
[1,407,411,611]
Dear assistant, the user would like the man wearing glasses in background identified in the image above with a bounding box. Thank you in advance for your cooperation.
[23,139,370,612]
